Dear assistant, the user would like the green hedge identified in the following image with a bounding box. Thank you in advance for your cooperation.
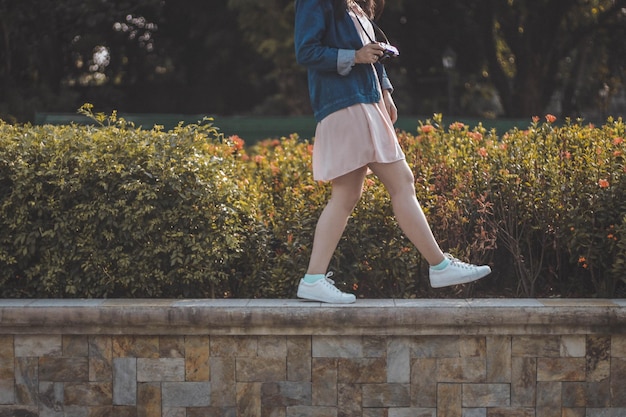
[1,108,625,298]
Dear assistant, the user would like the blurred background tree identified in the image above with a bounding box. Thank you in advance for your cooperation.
[0,0,624,122]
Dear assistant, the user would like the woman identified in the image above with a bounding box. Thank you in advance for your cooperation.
[294,0,491,303]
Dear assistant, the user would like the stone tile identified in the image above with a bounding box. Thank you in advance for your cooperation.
[63,336,89,357]
[89,405,137,417]
[312,358,337,406]
[561,408,585,417]
[261,382,312,407]
[337,358,386,383]
[437,383,462,417]
[562,382,586,407]
[187,407,237,417]
[363,336,386,358]
[237,382,262,417]
[162,382,211,407]
[462,409,486,417]
[536,381,561,407]
[560,336,586,357]
[337,383,362,417]
[388,409,436,417]
[0,378,15,404]
[38,381,64,415]
[113,358,137,406]
[258,336,287,358]
[263,406,287,417]
[211,336,257,357]
[159,336,184,358]
[612,335,626,357]
[362,384,410,408]
[237,357,286,382]
[39,357,89,382]
[137,382,161,417]
[89,336,112,382]
[610,358,626,406]
[410,358,437,407]
[312,336,363,358]
[462,384,510,407]
[287,337,311,382]
[486,408,535,417]
[0,336,14,361]
[15,357,38,405]
[0,406,38,416]
[411,336,459,358]
[387,338,411,383]
[536,358,586,381]
[362,409,386,417]
[486,336,511,383]
[15,335,62,357]
[137,358,185,382]
[585,380,611,407]
[64,382,112,406]
[511,336,560,357]
[113,336,159,359]
[538,299,617,307]
[210,357,236,407]
[185,336,210,382]
[511,357,535,406]
[586,336,610,381]
[461,337,486,358]
[586,409,626,417]
[286,406,337,417]
[162,407,185,417]
[437,357,486,383]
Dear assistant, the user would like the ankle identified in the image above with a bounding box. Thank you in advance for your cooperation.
[303,273,325,284]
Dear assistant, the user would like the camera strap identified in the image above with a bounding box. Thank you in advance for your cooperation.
[353,13,392,46]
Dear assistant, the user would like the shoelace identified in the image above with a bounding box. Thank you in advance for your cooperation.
[446,254,478,270]
[321,272,344,294]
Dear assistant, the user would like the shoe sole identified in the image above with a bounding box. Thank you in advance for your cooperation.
[297,289,356,304]
[430,268,491,288]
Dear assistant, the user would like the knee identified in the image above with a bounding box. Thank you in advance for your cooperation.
[387,169,416,199]
[330,187,363,213]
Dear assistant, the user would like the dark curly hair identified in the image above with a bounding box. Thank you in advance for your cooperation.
[333,0,385,20]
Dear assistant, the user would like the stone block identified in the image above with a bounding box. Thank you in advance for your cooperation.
[287,337,311,382]
[185,336,210,381]
[461,337,486,358]
[312,336,363,358]
[312,358,337,406]
[411,336,459,358]
[15,357,38,405]
[536,358,586,382]
[486,336,511,383]
[159,336,184,358]
[338,358,386,384]
[462,384,510,407]
[536,381,561,407]
[437,357,486,383]
[363,336,386,358]
[15,335,62,357]
[612,335,626,357]
[561,408,585,417]
[38,381,63,415]
[258,336,287,358]
[337,383,362,417]
[410,358,437,407]
[210,357,236,407]
[89,336,112,382]
[237,382,262,417]
[362,384,410,408]
[0,406,38,417]
[39,357,89,382]
[585,379,611,407]
[387,338,411,383]
[511,336,560,357]
[163,407,186,417]
[262,406,287,417]
[0,337,13,362]
[610,358,626,406]
[261,382,312,407]
[387,408,436,417]
[64,382,112,406]
[137,358,185,382]
[362,409,386,417]
[237,357,286,382]
[187,407,237,417]
[462,408,486,417]
[586,409,626,417]
[437,383,461,417]
[486,408,535,417]
[211,336,257,357]
[162,382,211,407]
[560,336,586,357]
[113,358,137,406]
[562,382,586,407]
[63,336,89,357]
[286,406,337,417]
[137,382,161,417]
[0,377,15,404]
[511,357,535,406]
[113,336,159,359]
[586,336,610,382]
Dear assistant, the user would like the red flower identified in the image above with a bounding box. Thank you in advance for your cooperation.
[598,179,610,188]
[532,116,540,123]
[545,114,557,123]
[420,125,435,134]
[449,122,465,131]
[613,137,624,146]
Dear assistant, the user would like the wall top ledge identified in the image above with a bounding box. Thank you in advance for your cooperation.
[1,298,625,336]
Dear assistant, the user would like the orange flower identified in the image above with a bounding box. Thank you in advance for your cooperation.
[420,125,435,134]
[598,179,610,188]
[468,132,483,141]
[449,122,465,131]
[614,137,624,146]
[562,151,571,160]
[229,135,245,150]
[545,114,557,123]
[478,147,488,157]
[532,116,540,123]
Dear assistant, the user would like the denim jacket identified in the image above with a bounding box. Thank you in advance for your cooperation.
[294,0,393,122]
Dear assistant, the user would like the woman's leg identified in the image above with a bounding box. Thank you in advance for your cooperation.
[307,166,369,274]
[368,160,445,266]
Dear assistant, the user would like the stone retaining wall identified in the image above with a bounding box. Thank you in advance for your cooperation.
[1,298,626,417]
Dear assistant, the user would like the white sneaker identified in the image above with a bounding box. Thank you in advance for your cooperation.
[429,254,491,288]
[297,272,356,304]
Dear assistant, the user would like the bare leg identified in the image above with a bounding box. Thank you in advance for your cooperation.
[368,160,445,266]
[307,167,369,274]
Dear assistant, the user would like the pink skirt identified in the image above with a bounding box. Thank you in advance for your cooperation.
[312,98,405,182]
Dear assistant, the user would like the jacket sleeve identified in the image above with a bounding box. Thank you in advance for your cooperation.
[294,0,355,75]
[375,62,394,92]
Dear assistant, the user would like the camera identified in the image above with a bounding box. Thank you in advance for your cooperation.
[378,42,399,63]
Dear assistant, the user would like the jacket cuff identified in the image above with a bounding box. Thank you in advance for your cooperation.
[337,49,355,76]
